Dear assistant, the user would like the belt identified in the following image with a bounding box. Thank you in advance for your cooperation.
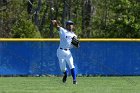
[60,48,70,51]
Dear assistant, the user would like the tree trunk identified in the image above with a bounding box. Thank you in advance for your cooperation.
[49,0,54,37]
[34,0,42,27]
[39,0,49,31]
[27,0,34,14]
[54,0,59,20]
[68,0,71,20]
[82,0,94,38]
[62,0,67,27]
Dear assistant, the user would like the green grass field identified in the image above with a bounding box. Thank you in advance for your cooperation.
[0,76,140,93]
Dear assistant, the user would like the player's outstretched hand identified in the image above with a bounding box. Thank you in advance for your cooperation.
[51,20,57,26]
[51,20,60,28]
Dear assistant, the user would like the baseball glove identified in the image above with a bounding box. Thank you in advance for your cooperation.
[71,36,80,48]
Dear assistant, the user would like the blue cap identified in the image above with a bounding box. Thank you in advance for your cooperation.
[66,20,74,25]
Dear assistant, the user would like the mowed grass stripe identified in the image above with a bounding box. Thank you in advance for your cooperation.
[0,76,140,93]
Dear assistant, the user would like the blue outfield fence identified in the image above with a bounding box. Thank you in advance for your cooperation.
[0,39,140,76]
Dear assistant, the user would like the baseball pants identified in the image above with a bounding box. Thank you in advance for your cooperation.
[57,48,75,72]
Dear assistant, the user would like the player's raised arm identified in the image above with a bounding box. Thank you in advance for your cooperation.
[51,20,60,30]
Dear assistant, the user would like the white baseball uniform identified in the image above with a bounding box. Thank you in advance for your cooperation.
[57,27,77,72]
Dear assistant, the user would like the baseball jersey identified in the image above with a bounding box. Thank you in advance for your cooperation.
[58,27,77,49]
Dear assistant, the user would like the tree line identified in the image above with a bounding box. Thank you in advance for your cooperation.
[0,0,140,38]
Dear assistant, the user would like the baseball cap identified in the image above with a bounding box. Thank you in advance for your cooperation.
[66,20,74,25]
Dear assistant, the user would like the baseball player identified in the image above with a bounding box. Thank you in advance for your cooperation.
[51,20,79,84]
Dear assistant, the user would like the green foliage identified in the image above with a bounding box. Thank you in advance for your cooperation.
[0,0,140,38]
[107,0,140,38]
[0,0,25,37]
[12,19,41,38]
[92,0,140,38]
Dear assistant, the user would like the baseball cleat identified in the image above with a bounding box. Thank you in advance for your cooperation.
[62,76,67,83]
[73,81,77,84]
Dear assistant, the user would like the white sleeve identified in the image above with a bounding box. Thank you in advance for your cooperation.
[59,27,67,33]
[59,27,67,37]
